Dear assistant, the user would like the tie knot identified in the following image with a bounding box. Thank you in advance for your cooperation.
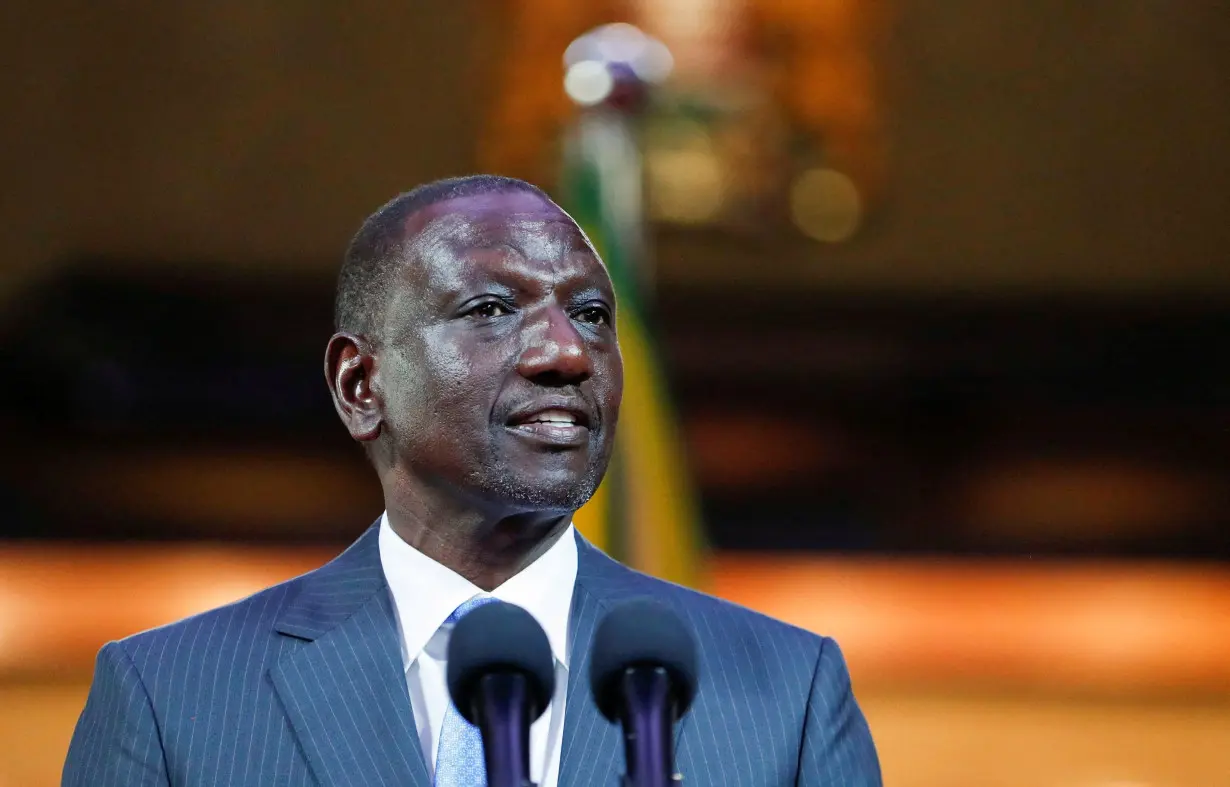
[447,594,497,625]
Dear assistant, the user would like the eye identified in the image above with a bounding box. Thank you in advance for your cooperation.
[466,300,514,319]
[574,305,612,326]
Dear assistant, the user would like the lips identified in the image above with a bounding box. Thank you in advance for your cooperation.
[505,403,592,447]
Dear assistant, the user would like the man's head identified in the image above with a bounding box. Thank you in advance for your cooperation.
[325,175,623,517]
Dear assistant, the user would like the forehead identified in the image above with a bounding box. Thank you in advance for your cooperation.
[401,191,606,286]
[406,190,565,231]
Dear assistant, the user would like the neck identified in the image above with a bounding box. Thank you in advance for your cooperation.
[382,475,572,591]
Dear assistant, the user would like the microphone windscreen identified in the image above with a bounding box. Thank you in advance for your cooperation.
[589,599,699,722]
[446,600,555,724]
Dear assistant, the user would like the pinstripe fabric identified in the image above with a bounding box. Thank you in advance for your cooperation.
[567,537,882,787]
[64,523,880,786]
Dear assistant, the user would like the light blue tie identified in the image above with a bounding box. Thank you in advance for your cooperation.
[435,595,498,787]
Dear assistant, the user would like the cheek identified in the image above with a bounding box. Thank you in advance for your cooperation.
[378,353,429,431]
[416,334,498,428]
[595,349,624,417]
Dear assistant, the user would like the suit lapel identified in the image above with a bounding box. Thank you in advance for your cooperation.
[557,579,621,787]
[558,532,700,787]
[270,524,430,787]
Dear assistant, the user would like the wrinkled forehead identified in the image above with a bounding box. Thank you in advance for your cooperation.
[401,194,606,285]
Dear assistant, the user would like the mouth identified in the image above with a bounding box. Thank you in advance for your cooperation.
[505,404,592,447]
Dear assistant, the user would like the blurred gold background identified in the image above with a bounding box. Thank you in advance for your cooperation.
[2,1,1228,785]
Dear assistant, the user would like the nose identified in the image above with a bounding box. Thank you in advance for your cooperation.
[516,305,593,385]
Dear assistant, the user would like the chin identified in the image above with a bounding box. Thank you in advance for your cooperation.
[512,481,596,513]
[483,467,603,515]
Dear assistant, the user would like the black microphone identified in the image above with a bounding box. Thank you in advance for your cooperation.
[447,601,556,787]
[590,599,699,787]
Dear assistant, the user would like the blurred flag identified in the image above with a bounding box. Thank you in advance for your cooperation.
[558,111,706,588]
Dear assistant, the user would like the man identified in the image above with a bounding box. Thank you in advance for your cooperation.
[64,175,881,786]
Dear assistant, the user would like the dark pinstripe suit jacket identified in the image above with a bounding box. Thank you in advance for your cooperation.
[64,524,881,786]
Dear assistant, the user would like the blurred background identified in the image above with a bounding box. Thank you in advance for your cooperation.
[2,1,1229,784]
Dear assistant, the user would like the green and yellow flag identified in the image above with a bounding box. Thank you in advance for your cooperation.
[558,113,705,588]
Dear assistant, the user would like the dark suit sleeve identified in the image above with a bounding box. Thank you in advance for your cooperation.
[63,641,171,787]
[797,636,882,786]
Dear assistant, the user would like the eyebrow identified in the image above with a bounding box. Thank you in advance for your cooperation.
[564,284,617,307]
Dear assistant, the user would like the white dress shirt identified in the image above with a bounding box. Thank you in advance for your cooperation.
[378,513,577,787]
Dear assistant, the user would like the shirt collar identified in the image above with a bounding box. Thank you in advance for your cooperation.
[378,512,578,671]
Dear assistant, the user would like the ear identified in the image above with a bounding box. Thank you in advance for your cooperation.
[324,332,382,442]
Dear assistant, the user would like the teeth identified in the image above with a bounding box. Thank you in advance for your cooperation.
[527,409,578,425]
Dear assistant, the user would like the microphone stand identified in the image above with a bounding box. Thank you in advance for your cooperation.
[617,667,683,787]
[473,672,538,787]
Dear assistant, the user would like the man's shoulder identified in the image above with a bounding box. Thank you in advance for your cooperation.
[589,563,832,717]
[593,560,827,662]
[115,525,382,669]
[115,562,320,669]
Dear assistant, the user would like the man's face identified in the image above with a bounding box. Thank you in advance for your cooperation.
[374,190,623,513]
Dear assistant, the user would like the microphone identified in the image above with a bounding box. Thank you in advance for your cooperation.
[590,600,699,787]
[447,600,556,787]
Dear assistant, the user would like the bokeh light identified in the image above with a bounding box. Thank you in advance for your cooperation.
[563,61,615,106]
[789,167,862,243]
